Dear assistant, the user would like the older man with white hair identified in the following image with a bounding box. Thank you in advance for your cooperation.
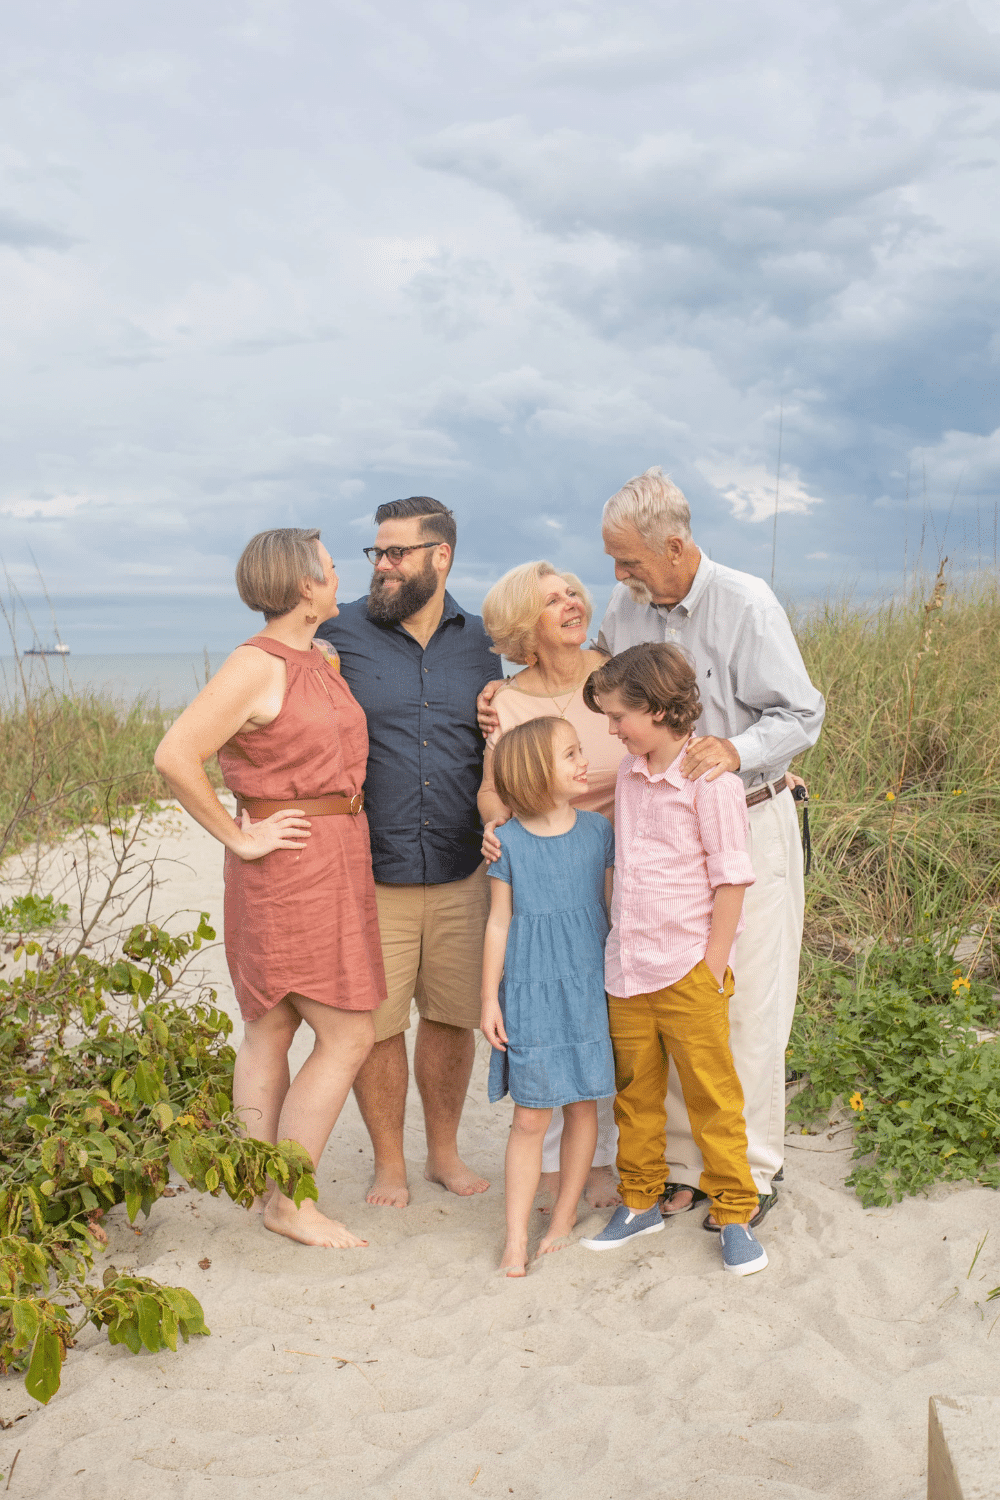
[598,466,824,1229]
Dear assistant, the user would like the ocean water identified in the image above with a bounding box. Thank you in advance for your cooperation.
[0,652,231,710]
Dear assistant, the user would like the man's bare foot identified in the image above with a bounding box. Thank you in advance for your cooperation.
[661,1186,694,1214]
[584,1165,621,1210]
[535,1170,559,1214]
[264,1195,368,1248]
[365,1161,410,1207]
[424,1155,489,1197]
[500,1239,528,1277]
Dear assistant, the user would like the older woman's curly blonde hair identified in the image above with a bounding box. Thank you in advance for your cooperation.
[481,560,593,666]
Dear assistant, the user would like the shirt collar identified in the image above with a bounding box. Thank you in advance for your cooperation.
[628,736,692,787]
[652,551,714,620]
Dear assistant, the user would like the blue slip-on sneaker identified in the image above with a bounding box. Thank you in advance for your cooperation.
[580,1203,665,1253]
[719,1222,768,1276]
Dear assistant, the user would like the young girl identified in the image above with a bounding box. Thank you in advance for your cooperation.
[480,717,616,1277]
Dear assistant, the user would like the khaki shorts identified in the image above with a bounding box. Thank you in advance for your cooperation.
[372,862,489,1043]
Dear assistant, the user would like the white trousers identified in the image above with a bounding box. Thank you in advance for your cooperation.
[664,788,805,1194]
[541,1093,618,1175]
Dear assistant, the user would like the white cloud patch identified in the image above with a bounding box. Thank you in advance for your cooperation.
[699,462,825,524]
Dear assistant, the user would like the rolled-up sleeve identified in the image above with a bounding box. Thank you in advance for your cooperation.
[695,776,755,889]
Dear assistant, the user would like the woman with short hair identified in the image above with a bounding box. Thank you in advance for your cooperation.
[478,560,628,1210]
[155,527,386,1249]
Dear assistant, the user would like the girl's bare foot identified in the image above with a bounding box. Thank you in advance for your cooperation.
[535,1170,559,1214]
[500,1238,528,1278]
[584,1165,621,1210]
[538,1207,577,1256]
[264,1195,368,1248]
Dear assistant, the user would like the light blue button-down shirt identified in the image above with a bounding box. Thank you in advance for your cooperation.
[596,555,825,790]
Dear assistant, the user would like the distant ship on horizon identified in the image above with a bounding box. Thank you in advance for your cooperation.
[23,639,70,657]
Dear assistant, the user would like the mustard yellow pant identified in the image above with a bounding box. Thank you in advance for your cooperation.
[607,961,759,1225]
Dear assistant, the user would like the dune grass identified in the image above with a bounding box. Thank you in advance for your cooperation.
[793,564,1000,1011]
[0,684,222,864]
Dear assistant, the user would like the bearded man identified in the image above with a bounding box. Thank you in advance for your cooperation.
[317,496,502,1206]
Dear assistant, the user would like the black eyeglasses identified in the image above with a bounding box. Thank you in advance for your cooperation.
[363,542,440,566]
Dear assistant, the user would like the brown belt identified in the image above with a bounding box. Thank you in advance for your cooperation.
[234,792,364,818]
[746,778,788,810]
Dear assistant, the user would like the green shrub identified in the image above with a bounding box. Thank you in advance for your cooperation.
[0,908,317,1402]
[788,942,1000,1206]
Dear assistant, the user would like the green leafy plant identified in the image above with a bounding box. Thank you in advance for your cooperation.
[788,941,1000,1207]
[0,893,69,936]
[0,908,317,1401]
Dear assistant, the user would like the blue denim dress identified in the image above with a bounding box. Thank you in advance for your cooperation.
[488,811,616,1109]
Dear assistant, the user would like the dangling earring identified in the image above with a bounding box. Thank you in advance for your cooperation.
[304,609,318,625]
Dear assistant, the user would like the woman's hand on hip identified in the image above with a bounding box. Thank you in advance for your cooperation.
[481,816,508,863]
[233,809,312,861]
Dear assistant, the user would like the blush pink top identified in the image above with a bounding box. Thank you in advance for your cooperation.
[482,678,628,823]
[217,636,387,1023]
[605,743,755,999]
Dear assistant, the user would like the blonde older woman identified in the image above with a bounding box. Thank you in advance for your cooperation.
[478,560,627,1210]
[155,528,386,1250]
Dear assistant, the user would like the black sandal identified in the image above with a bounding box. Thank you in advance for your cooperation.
[659,1184,709,1216]
[702,1189,778,1233]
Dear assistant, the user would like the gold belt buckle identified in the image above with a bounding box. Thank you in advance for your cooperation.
[349,792,364,815]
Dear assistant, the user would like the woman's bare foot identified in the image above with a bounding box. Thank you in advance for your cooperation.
[500,1238,528,1277]
[264,1194,368,1248]
[661,1186,695,1215]
[535,1171,559,1214]
[584,1165,621,1210]
[366,1161,410,1207]
[424,1153,490,1197]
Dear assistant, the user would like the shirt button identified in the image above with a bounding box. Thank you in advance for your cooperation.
[424,701,429,707]
[424,779,430,785]
[423,740,428,746]
[424,820,430,825]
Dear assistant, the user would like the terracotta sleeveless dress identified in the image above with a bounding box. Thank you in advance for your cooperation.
[217,636,387,1023]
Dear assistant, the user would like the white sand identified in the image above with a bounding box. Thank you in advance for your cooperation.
[2,806,999,1500]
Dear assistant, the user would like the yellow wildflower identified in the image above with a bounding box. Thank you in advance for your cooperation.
[952,788,964,797]
[849,1092,864,1112]
[885,791,896,802]
[952,975,970,993]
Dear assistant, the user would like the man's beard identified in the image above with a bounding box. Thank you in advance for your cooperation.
[624,579,653,606]
[367,556,438,625]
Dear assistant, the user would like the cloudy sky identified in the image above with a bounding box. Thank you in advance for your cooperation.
[2,0,1000,652]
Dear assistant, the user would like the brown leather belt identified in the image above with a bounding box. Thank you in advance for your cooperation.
[746,778,788,809]
[235,792,364,818]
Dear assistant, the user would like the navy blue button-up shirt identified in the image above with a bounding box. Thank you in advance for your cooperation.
[317,592,503,886]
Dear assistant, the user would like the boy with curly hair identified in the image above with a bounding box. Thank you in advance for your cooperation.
[579,643,767,1275]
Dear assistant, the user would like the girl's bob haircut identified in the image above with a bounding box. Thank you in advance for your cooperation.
[236,528,325,620]
[482,560,593,666]
[491,716,572,820]
[583,643,701,735]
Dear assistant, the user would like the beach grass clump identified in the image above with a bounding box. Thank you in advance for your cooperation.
[794,566,1000,977]
[0,686,222,862]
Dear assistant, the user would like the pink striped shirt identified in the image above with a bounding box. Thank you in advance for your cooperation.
[605,744,755,999]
